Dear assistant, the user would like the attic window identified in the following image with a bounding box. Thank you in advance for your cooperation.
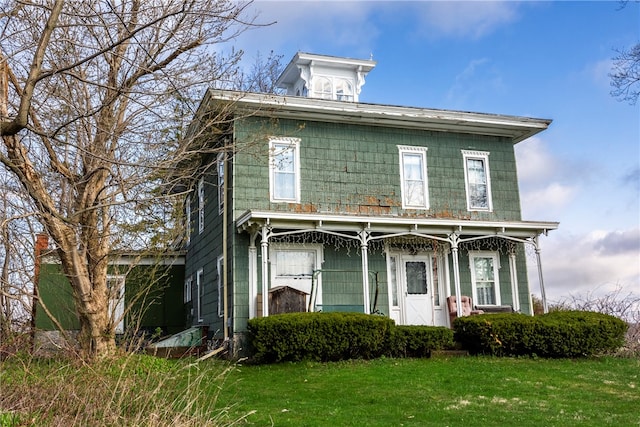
[335,79,353,101]
[312,76,354,101]
[313,77,332,99]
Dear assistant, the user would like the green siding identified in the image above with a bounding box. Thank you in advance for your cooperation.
[35,261,185,334]
[232,117,522,222]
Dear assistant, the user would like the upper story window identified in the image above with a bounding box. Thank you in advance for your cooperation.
[217,152,225,215]
[398,146,429,209]
[269,137,301,203]
[462,150,492,211]
[311,76,354,101]
[469,252,501,306]
[198,177,205,233]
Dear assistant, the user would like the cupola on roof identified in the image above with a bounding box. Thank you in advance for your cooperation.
[276,52,376,102]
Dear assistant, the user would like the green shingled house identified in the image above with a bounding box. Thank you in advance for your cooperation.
[184,52,558,353]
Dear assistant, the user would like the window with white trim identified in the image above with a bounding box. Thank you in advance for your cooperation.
[184,276,192,303]
[399,146,429,209]
[469,252,501,306]
[431,254,440,307]
[198,178,205,233]
[217,152,225,215]
[217,256,224,318]
[269,137,300,203]
[196,268,204,322]
[313,77,333,99]
[335,79,354,101]
[185,195,191,245]
[462,150,492,211]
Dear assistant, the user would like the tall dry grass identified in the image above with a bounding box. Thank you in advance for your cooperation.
[0,351,248,426]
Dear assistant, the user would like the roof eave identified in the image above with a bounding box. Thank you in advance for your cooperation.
[205,90,551,143]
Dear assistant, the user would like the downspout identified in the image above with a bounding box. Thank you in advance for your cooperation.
[222,148,229,341]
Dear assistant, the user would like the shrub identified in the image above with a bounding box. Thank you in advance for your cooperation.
[388,325,455,358]
[247,312,394,363]
[454,311,627,357]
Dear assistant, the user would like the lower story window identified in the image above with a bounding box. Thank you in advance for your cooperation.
[469,252,501,306]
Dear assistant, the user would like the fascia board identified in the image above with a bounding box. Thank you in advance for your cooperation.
[207,90,551,143]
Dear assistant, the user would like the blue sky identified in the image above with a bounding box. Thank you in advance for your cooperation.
[227,1,639,304]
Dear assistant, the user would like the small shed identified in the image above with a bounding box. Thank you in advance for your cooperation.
[259,286,308,315]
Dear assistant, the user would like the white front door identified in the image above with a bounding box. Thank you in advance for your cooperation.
[388,252,446,326]
[401,257,433,325]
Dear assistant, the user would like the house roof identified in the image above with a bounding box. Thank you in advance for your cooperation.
[237,210,559,240]
[200,89,552,144]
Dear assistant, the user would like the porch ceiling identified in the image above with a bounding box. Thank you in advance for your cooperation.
[236,210,559,240]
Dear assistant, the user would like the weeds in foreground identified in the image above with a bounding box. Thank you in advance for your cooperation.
[0,353,246,426]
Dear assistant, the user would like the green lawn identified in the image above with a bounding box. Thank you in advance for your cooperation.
[1,355,638,426]
[219,357,640,427]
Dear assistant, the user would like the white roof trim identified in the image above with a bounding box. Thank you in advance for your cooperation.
[202,89,551,143]
[237,210,558,238]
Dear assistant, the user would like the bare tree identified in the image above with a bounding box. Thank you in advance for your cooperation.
[0,177,34,345]
[610,43,640,105]
[0,0,260,359]
[610,0,640,105]
[233,50,285,93]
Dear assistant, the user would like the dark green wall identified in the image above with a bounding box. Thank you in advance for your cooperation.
[35,261,185,335]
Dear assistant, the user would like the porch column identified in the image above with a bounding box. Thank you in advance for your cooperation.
[261,224,270,317]
[508,251,520,312]
[248,232,258,319]
[359,230,371,315]
[449,232,463,318]
[534,236,549,314]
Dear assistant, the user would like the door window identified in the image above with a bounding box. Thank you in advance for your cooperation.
[405,261,428,295]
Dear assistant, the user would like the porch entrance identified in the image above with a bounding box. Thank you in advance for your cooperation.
[389,253,446,326]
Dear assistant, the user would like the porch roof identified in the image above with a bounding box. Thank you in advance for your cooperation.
[236,210,559,240]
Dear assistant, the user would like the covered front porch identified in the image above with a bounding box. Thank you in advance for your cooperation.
[237,211,558,326]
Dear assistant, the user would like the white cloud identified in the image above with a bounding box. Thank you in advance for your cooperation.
[515,138,578,219]
[415,1,521,39]
[530,229,640,305]
[515,137,557,186]
[520,182,576,219]
[230,2,380,60]
[445,58,506,108]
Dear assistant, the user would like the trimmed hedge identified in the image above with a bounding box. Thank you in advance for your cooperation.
[454,311,628,357]
[247,312,394,363]
[247,313,455,363]
[389,325,455,358]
